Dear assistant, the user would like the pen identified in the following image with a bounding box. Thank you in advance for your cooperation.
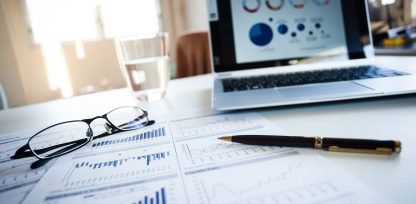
[217,135,401,155]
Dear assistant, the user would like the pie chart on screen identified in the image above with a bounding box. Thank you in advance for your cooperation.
[249,23,273,46]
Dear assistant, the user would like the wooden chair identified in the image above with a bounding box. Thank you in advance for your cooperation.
[175,31,211,78]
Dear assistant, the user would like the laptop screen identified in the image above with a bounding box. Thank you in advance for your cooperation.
[208,0,371,72]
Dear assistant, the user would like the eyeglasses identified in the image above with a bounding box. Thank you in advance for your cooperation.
[11,106,155,169]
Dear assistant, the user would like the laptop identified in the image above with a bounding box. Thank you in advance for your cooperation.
[208,0,416,111]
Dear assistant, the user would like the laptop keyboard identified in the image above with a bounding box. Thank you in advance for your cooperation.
[222,65,409,92]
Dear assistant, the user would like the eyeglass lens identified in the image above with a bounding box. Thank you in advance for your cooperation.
[28,107,148,159]
[28,122,91,159]
[107,107,148,130]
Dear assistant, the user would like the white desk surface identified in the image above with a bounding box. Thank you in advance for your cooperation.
[1,56,416,203]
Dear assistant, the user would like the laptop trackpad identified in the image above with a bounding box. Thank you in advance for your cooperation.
[278,82,373,99]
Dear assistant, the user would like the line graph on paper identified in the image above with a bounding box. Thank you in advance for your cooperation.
[183,142,248,159]
[181,142,274,160]
[0,129,39,163]
[179,139,296,168]
[0,145,23,163]
[0,159,51,193]
[188,160,353,204]
[171,114,263,140]
[185,157,356,204]
[0,154,55,204]
[203,163,301,199]
[0,130,54,198]
[201,180,348,204]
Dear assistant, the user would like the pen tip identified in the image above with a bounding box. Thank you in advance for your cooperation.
[218,136,232,142]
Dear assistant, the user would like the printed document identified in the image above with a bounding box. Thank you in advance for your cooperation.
[20,112,390,204]
[0,130,55,204]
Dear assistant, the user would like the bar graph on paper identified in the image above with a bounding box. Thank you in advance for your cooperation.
[72,126,170,158]
[74,152,169,169]
[63,150,173,188]
[91,127,167,149]
[132,187,167,204]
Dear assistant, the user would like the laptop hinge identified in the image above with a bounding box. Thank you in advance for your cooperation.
[216,73,232,78]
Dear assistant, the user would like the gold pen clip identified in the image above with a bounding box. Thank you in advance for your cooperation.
[328,146,395,155]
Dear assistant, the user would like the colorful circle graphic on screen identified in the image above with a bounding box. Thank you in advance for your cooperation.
[243,0,261,13]
[249,23,273,46]
[297,23,305,31]
[277,24,288,34]
[266,0,284,11]
[313,0,330,6]
[289,0,307,8]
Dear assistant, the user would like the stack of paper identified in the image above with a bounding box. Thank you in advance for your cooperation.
[1,112,391,204]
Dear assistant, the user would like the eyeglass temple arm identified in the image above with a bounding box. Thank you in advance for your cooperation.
[10,143,32,159]
[30,139,87,169]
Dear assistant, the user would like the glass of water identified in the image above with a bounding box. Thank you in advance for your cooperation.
[115,33,169,101]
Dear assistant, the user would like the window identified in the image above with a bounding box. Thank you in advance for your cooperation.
[23,0,161,98]
[25,0,161,43]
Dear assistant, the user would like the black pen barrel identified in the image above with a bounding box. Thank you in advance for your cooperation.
[223,135,401,154]
[231,135,315,148]
[322,138,397,150]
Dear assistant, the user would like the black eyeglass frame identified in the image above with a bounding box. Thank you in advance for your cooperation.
[11,106,154,168]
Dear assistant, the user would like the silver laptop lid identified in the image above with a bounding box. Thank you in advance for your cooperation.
[207,0,373,74]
